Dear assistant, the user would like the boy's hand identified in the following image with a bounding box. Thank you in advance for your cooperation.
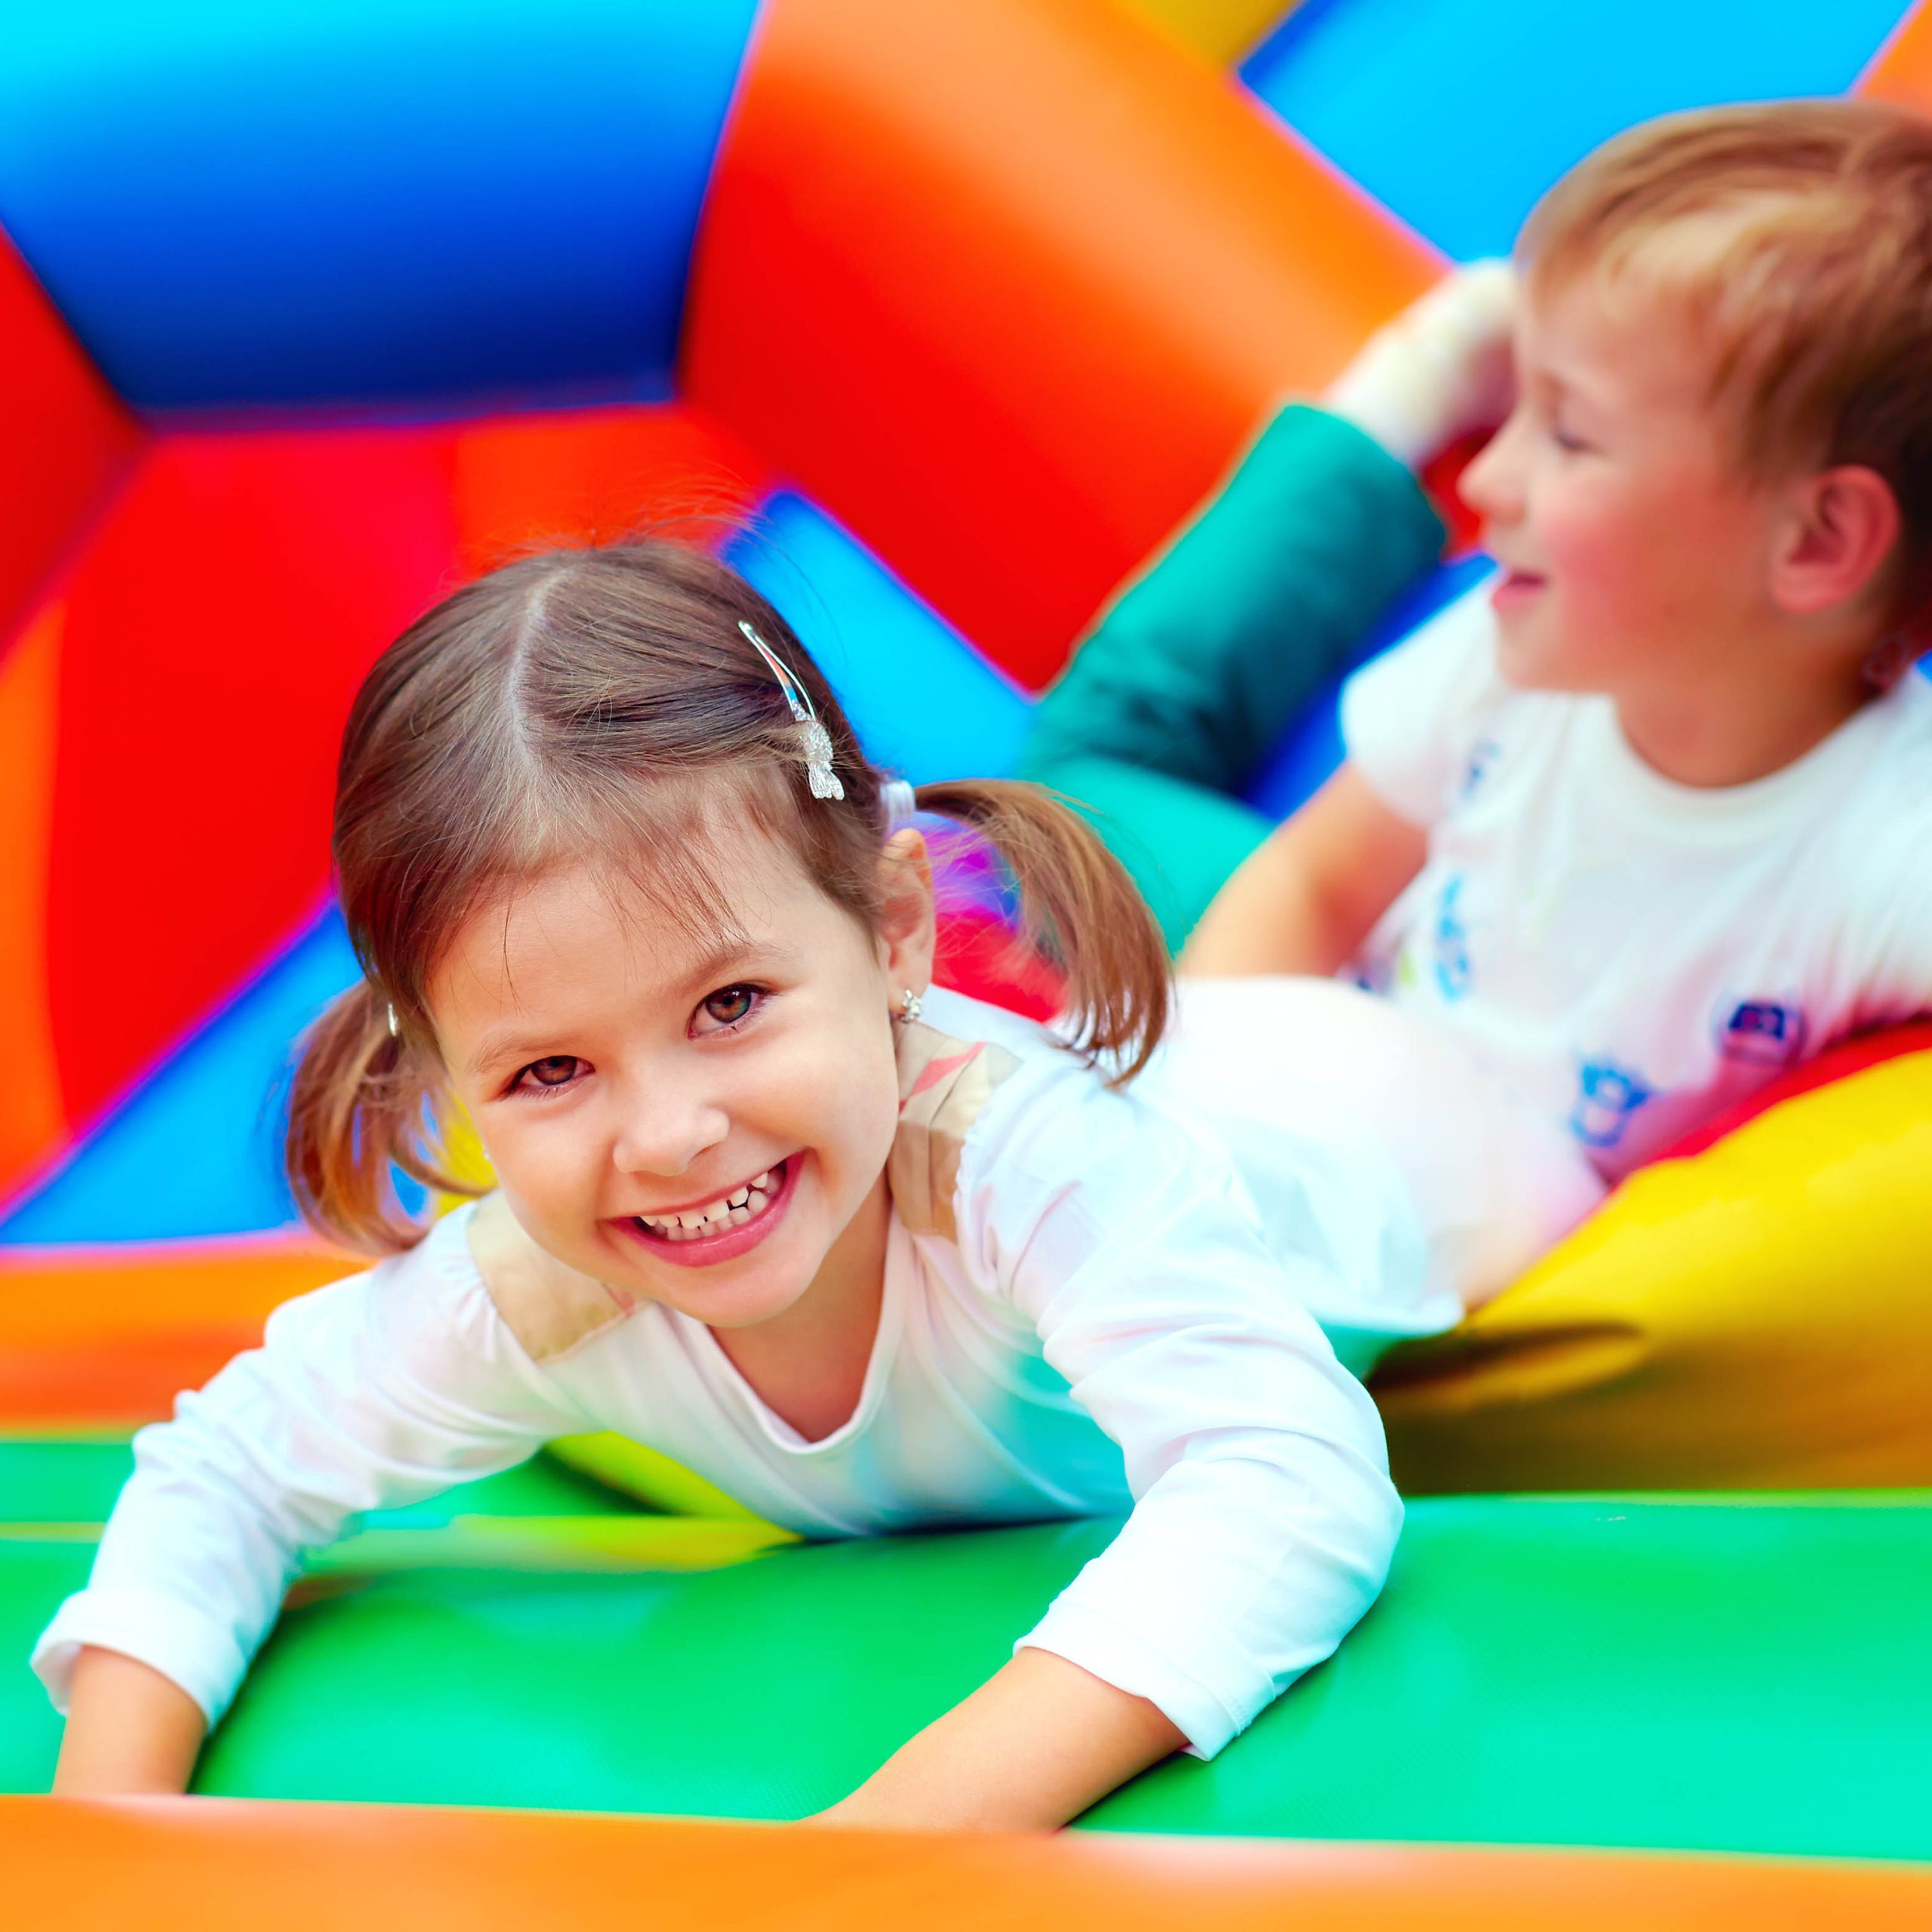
[1325,260,1518,470]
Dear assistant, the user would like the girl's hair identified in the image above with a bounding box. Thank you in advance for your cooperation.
[286,540,1171,1255]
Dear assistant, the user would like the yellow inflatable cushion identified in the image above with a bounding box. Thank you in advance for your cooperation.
[1375,1041,1932,1492]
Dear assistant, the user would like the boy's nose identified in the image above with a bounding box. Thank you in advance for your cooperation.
[1458,411,1524,525]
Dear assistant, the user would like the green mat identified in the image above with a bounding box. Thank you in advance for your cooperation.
[5,1444,1927,1860]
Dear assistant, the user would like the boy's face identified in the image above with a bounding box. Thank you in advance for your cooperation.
[1460,272,1780,703]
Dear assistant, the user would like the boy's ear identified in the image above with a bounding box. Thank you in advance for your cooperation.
[876,828,937,998]
[1770,464,1902,619]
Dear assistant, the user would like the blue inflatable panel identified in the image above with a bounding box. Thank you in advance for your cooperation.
[1244,552,1494,820]
[726,491,1035,786]
[1243,0,1911,260]
[0,906,368,1243]
[0,1,757,414]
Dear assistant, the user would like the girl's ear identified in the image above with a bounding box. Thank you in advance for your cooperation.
[877,828,937,1000]
[1771,464,1903,619]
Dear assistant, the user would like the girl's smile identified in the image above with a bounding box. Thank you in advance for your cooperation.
[612,1152,798,1266]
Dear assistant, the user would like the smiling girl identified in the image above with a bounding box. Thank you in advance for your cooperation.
[37,541,1423,1828]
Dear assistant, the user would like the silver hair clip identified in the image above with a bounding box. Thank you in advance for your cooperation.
[386,1001,399,1038]
[740,620,844,801]
[879,778,917,836]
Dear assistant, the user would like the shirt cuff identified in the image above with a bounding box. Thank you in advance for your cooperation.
[1016,1596,1256,1760]
[32,1585,244,1727]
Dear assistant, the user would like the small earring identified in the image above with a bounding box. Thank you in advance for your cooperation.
[897,988,923,1026]
[386,1002,400,1038]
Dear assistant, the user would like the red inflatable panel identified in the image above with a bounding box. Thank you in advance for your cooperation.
[39,405,788,1129]
[685,0,1436,691]
[44,429,459,1128]
[0,233,142,644]
[450,402,772,577]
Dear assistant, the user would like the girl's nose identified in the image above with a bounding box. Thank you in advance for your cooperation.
[611,1078,731,1179]
[1458,410,1526,526]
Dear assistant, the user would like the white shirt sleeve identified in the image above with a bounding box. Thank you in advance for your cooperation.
[952,1060,1402,1758]
[30,1211,583,1725]
[1340,575,1511,826]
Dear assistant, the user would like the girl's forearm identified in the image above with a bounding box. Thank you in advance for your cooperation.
[53,1646,207,1795]
[813,1648,1186,1832]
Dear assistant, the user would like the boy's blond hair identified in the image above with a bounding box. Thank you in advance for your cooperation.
[1522,99,1932,621]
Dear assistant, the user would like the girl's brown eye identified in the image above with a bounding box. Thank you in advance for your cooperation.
[703,986,755,1026]
[525,1056,580,1088]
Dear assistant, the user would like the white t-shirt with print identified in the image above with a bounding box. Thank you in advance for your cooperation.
[1340,580,1932,1178]
[32,987,1406,1761]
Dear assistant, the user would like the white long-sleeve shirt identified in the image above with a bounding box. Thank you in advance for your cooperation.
[33,987,1403,1758]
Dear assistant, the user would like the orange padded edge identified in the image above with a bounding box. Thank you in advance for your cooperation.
[684,0,1435,690]
[14,1799,1932,1932]
[0,1232,355,1426]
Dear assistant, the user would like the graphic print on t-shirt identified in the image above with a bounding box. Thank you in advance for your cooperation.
[1713,997,1808,1068]
[1569,1056,1654,1149]
[1431,875,1473,999]
[1460,737,1502,799]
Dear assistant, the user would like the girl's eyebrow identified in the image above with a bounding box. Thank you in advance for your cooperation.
[675,935,801,996]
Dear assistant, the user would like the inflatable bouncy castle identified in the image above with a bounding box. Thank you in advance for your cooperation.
[5,2,1932,1924]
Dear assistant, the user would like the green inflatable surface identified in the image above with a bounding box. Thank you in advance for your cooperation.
[5,1442,1927,1861]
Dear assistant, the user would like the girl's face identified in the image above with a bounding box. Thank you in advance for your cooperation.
[429,827,934,1332]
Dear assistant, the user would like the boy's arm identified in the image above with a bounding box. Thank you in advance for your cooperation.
[54,1647,206,1795]
[1180,762,1426,978]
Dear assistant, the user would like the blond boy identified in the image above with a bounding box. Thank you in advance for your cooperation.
[1179,100,1932,1189]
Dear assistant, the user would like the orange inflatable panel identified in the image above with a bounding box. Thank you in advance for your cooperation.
[1859,5,1932,104]
[685,0,1435,690]
[13,1798,1932,1932]
[0,1232,354,1427]
[0,606,66,1198]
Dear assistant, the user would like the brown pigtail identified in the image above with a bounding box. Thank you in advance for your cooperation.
[284,983,482,1256]
[914,779,1171,1083]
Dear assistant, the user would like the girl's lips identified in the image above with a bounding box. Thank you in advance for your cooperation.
[611,1156,798,1269]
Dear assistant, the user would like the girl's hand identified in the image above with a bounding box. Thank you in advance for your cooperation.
[52,1646,206,1795]
[806,1648,1186,1833]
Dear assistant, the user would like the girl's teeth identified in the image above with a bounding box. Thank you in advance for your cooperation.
[638,1164,783,1239]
